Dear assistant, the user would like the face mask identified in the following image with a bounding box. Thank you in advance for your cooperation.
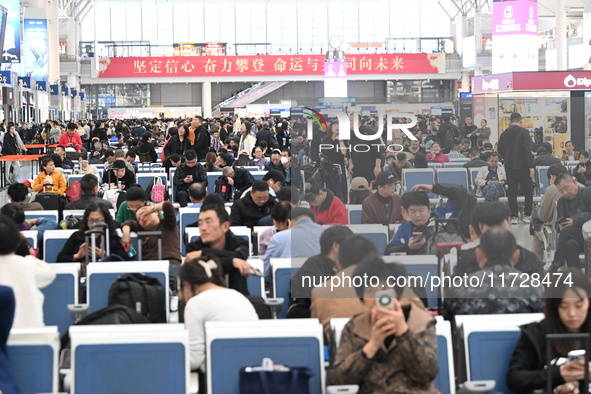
[280,157,288,164]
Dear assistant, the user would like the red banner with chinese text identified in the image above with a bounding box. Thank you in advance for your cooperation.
[96,53,445,78]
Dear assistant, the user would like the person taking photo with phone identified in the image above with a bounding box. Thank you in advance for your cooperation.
[326,256,438,393]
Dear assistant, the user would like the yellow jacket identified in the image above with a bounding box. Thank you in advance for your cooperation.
[33,171,67,195]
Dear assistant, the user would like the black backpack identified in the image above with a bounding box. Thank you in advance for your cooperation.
[60,304,150,350]
[108,273,166,323]
[214,176,233,202]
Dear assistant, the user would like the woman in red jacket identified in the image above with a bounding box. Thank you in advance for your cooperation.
[304,183,348,225]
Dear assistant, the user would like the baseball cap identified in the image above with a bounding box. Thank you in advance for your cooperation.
[374,171,396,187]
[350,177,369,191]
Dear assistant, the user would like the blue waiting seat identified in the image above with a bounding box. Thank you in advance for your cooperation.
[136,173,168,191]
[205,319,324,394]
[43,229,78,263]
[246,258,265,297]
[435,317,455,394]
[178,207,202,255]
[436,167,469,190]
[25,210,59,224]
[383,255,439,308]
[401,168,436,198]
[70,324,189,394]
[86,260,169,319]
[536,166,551,195]
[21,230,38,250]
[66,174,86,186]
[42,263,80,336]
[346,204,363,224]
[251,171,267,181]
[207,172,223,194]
[7,327,60,394]
[346,224,390,254]
[271,258,301,318]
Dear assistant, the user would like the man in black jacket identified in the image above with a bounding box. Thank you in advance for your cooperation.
[255,121,272,147]
[230,180,276,228]
[497,112,534,223]
[185,204,254,295]
[463,149,489,169]
[224,166,254,200]
[455,202,542,277]
[65,174,114,210]
[101,159,135,189]
[532,146,561,168]
[548,173,591,271]
[173,149,207,207]
[438,115,458,153]
[192,116,211,162]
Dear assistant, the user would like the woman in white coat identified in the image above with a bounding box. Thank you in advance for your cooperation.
[238,121,256,158]
[0,215,55,328]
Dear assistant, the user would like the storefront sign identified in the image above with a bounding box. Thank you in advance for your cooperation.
[96,53,446,78]
[473,71,591,94]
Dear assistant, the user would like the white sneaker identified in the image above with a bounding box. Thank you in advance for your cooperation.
[522,215,531,224]
[511,217,519,224]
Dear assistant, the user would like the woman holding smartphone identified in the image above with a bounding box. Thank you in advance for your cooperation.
[56,203,129,262]
[327,257,437,393]
[507,269,591,393]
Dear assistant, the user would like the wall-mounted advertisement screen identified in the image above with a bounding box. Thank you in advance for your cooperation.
[492,0,538,73]
[23,19,49,80]
[2,0,19,64]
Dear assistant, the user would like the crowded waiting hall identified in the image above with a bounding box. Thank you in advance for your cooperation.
[1,0,591,393]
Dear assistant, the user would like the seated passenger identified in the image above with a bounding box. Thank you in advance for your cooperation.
[361,171,403,225]
[101,159,135,189]
[474,152,506,202]
[178,253,258,371]
[548,173,591,271]
[186,204,254,296]
[57,203,129,262]
[305,182,348,225]
[507,269,591,393]
[326,257,438,393]
[262,207,323,280]
[259,201,291,257]
[7,182,43,211]
[65,174,114,210]
[289,226,354,318]
[122,201,181,284]
[444,228,543,318]
[456,202,542,277]
[230,180,276,228]
[116,186,148,224]
[32,156,67,195]
[385,183,474,255]
[0,215,55,327]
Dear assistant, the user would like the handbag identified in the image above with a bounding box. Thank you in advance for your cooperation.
[239,358,312,394]
[150,177,165,203]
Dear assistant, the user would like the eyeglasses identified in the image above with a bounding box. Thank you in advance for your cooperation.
[88,217,105,224]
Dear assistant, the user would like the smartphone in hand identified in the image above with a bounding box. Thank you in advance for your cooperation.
[412,231,424,240]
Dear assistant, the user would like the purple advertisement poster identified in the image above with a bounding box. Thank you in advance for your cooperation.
[492,0,538,36]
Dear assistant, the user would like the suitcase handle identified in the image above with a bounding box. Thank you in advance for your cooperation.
[92,223,110,256]
[435,242,463,253]
[137,231,162,239]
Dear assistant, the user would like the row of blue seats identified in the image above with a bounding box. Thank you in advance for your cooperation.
[10,306,529,394]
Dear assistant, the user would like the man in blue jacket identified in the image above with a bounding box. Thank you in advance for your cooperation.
[385,183,473,255]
